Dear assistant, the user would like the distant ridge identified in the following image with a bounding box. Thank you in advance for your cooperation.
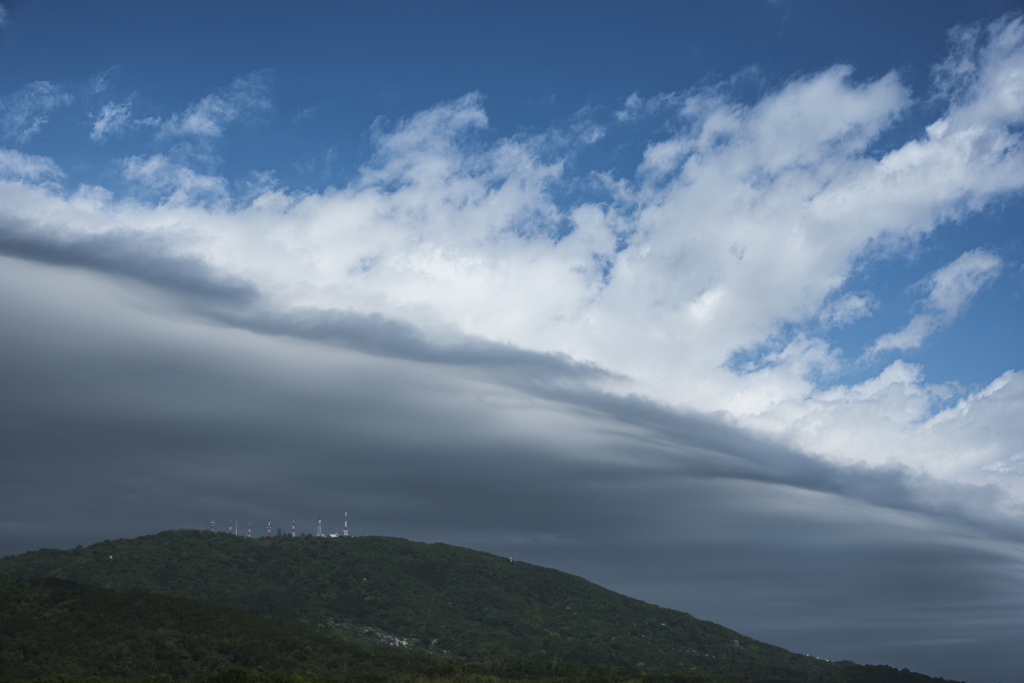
[0,530,957,683]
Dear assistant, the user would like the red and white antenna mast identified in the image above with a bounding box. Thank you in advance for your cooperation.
[248,521,251,538]
[229,519,233,535]
[343,509,349,537]
[292,519,296,537]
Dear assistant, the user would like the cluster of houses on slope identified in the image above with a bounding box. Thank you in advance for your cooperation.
[363,627,409,647]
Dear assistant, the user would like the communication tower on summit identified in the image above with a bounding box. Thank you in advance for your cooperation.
[248,521,251,538]
[292,519,296,537]
[267,518,271,537]
[316,510,325,538]
[343,509,349,537]
[210,519,215,532]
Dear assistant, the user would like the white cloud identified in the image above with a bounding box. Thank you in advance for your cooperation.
[870,249,1002,353]
[0,148,63,180]
[614,91,683,122]
[572,120,605,145]
[926,248,1003,314]
[0,4,7,28]
[0,81,74,143]
[934,14,1024,128]
[820,293,874,328]
[160,73,271,138]
[122,154,229,205]
[0,16,1023,520]
[90,101,132,141]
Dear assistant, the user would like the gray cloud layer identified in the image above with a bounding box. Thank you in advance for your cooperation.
[1,256,1022,682]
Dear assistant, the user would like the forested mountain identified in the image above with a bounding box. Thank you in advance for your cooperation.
[0,574,740,683]
[0,574,427,681]
[0,531,956,683]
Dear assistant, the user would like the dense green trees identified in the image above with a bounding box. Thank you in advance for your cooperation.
[0,532,960,683]
[0,574,746,683]
[0,575,432,681]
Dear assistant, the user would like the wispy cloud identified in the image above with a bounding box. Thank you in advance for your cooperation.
[90,101,133,141]
[160,72,272,138]
[820,293,875,328]
[870,249,1002,354]
[87,66,121,96]
[613,91,683,122]
[0,148,63,180]
[123,153,228,205]
[0,81,74,143]
[292,106,315,123]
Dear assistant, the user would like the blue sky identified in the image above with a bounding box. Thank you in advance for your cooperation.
[2,2,1024,681]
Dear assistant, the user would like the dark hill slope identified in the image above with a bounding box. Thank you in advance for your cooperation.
[0,574,739,683]
[0,574,432,682]
[0,531,952,683]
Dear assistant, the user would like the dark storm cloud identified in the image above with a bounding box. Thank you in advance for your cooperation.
[537,385,1020,537]
[0,219,258,304]
[0,215,615,387]
[230,306,616,385]
[1,255,1023,681]
[0,225,1006,536]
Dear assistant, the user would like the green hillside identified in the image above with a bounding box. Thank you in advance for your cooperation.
[0,574,427,681]
[0,574,733,683]
[0,531,954,683]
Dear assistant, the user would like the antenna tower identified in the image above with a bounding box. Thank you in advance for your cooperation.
[316,510,325,538]
[267,518,271,537]
[229,519,233,535]
[343,509,349,537]
[292,519,296,537]
[248,521,251,538]
[211,519,215,532]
